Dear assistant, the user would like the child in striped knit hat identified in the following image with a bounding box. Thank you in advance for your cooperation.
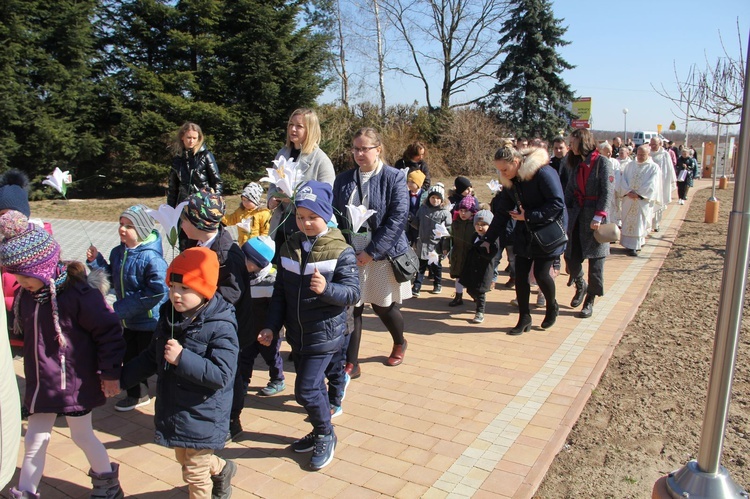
[0,210,126,499]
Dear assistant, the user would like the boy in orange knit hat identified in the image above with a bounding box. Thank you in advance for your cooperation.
[121,247,239,499]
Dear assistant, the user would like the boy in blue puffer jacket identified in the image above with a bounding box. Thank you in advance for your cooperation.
[258,180,360,471]
[87,204,168,412]
[121,247,239,499]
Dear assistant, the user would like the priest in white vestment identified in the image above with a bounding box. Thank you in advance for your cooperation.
[618,145,661,256]
[649,137,676,231]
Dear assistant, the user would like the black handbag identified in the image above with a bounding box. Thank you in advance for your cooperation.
[528,218,568,252]
[388,246,419,283]
[512,184,568,253]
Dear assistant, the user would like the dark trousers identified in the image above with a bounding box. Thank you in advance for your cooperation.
[413,257,442,290]
[677,181,689,200]
[565,223,605,296]
[294,352,335,435]
[495,245,515,279]
[123,328,154,399]
[326,334,350,408]
[514,256,557,315]
[466,288,486,313]
[239,335,285,383]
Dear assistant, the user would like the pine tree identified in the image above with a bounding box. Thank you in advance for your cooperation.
[486,0,575,141]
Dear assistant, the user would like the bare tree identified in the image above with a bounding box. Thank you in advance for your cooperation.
[380,0,510,110]
[332,0,350,107]
[373,0,387,115]
[653,21,745,135]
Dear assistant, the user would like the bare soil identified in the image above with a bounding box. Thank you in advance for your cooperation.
[536,185,749,497]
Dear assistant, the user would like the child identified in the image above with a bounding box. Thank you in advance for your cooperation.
[448,176,478,216]
[448,196,478,306]
[181,188,247,306]
[0,211,126,499]
[411,184,451,297]
[222,182,271,245]
[406,170,426,246]
[86,204,169,412]
[258,180,360,471]
[121,247,239,499]
[459,210,498,324]
[232,236,285,434]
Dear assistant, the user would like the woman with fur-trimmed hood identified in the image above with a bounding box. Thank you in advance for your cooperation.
[483,141,567,336]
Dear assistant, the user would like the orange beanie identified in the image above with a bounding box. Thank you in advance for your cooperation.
[166,247,219,299]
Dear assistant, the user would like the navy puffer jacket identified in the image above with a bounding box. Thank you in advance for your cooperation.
[265,228,360,356]
[88,231,169,331]
[120,294,238,450]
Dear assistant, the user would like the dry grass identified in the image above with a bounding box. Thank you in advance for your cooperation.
[29,174,500,222]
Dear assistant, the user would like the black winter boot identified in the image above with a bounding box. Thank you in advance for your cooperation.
[448,293,464,306]
[89,463,124,499]
[578,295,595,319]
[570,277,587,308]
[541,301,559,329]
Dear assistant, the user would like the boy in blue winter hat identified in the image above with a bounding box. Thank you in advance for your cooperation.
[258,180,360,471]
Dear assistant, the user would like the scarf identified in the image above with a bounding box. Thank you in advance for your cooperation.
[574,150,600,207]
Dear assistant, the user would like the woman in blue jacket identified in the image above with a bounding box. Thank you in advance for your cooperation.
[484,142,567,335]
[332,128,412,376]
[87,205,169,412]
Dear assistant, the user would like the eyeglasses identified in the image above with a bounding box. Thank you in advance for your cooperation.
[351,146,378,154]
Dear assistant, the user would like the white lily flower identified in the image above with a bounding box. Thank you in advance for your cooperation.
[259,155,301,198]
[236,217,253,233]
[145,202,188,248]
[42,168,72,196]
[487,179,502,194]
[445,202,455,213]
[427,250,440,266]
[433,222,450,239]
[346,204,376,234]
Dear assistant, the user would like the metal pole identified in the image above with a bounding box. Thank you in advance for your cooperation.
[665,30,750,499]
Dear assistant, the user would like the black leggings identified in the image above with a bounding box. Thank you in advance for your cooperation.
[514,256,557,315]
[348,302,405,366]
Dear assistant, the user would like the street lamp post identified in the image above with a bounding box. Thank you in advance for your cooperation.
[623,108,628,143]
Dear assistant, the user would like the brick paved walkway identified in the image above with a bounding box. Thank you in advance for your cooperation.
[2,180,711,498]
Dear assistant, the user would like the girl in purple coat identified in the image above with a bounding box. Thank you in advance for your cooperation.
[0,211,126,499]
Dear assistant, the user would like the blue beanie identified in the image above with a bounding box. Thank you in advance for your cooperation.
[0,170,31,217]
[242,235,275,268]
[294,180,333,222]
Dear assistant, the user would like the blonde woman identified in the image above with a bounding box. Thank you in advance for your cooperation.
[167,122,223,207]
[268,108,335,246]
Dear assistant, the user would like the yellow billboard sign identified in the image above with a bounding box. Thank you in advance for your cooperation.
[571,98,592,121]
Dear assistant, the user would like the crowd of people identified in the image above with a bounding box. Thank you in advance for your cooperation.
[0,113,697,497]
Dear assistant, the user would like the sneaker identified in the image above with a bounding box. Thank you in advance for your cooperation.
[211,459,236,499]
[292,431,316,453]
[259,380,286,396]
[411,287,420,298]
[504,277,515,289]
[309,431,337,470]
[429,284,442,294]
[115,395,150,412]
[471,312,484,324]
[330,405,343,418]
[341,373,351,401]
[510,298,518,307]
[536,293,546,307]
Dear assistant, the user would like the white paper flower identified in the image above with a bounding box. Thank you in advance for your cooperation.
[445,202,455,213]
[145,202,188,248]
[42,168,72,196]
[487,179,502,194]
[346,204,376,234]
[236,217,253,233]
[427,250,440,266]
[259,155,301,198]
[433,222,450,239]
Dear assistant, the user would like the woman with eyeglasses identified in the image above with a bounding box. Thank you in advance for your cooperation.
[268,108,335,249]
[332,128,411,378]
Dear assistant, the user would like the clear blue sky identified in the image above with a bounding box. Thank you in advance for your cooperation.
[319,0,747,136]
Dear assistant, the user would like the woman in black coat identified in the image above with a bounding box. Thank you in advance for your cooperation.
[167,122,223,208]
[484,142,567,335]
